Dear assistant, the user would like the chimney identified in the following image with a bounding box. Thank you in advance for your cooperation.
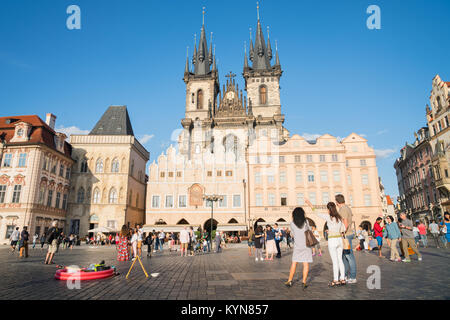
[45,113,56,130]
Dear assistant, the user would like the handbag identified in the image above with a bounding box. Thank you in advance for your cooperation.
[342,233,351,250]
[305,222,319,247]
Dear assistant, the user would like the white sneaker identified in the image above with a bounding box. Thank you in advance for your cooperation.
[255,258,258,262]
[418,257,422,261]
[347,278,357,284]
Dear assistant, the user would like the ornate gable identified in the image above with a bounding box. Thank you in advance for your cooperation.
[215,72,247,119]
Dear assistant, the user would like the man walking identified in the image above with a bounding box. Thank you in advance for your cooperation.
[417,221,428,248]
[158,231,165,252]
[19,226,29,258]
[335,194,357,284]
[10,227,20,253]
[137,225,143,257]
[274,223,282,258]
[428,220,441,248]
[399,213,422,262]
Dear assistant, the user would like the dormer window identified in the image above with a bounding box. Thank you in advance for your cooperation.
[17,128,24,137]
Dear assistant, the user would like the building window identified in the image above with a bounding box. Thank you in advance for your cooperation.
[95,159,103,173]
[55,192,61,208]
[219,195,227,208]
[296,193,304,205]
[268,175,275,183]
[111,159,120,173]
[93,188,100,204]
[18,153,27,167]
[178,195,187,208]
[280,193,287,206]
[333,170,341,182]
[0,185,6,203]
[165,195,173,208]
[3,154,12,167]
[332,154,338,162]
[322,192,330,204]
[197,89,204,109]
[296,171,302,183]
[279,156,285,163]
[255,194,263,206]
[11,185,21,203]
[349,194,353,206]
[51,161,57,174]
[308,171,315,182]
[109,188,118,204]
[42,157,48,170]
[255,172,261,184]
[268,193,275,206]
[362,174,369,185]
[259,85,267,105]
[307,155,313,162]
[65,168,71,179]
[233,195,241,207]
[47,190,53,207]
[225,170,233,177]
[77,188,85,203]
[309,192,316,205]
[364,194,372,206]
[295,155,301,163]
[177,172,182,177]
[59,164,64,177]
[80,160,88,173]
[62,194,68,210]
[207,171,212,177]
[320,170,328,182]
[280,171,286,183]
[152,195,160,208]
[360,159,366,166]
[346,160,349,167]
[319,155,325,162]
[347,175,352,185]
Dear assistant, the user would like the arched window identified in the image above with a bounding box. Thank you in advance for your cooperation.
[111,158,120,173]
[223,134,239,155]
[93,188,100,204]
[197,89,204,109]
[109,188,118,204]
[77,187,85,203]
[259,85,267,105]
[80,159,88,173]
[95,158,103,173]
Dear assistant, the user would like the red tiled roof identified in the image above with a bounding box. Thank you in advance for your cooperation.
[445,82,450,87]
[386,195,394,206]
[0,115,72,158]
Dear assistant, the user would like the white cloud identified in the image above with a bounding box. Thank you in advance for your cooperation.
[55,125,89,136]
[359,133,367,138]
[374,148,396,159]
[138,134,155,145]
[376,129,388,135]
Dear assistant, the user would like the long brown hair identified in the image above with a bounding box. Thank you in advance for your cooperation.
[120,225,129,237]
[327,202,342,222]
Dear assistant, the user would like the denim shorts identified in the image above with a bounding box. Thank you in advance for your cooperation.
[376,236,383,246]
[248,241,254,247]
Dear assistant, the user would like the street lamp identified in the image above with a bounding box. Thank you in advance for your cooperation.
[203,194,223,252]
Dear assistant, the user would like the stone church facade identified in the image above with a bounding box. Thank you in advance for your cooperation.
[145,13,383,232]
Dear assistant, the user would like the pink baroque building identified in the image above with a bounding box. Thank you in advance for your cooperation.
[394,127,438,221]
[248,133,383,232]
[0,114,74,244]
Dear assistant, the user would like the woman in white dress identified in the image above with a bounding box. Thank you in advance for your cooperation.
[306,199,346,287]
[284,207,312,289]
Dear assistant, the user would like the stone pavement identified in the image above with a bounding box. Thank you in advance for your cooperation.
[0,242,449,300]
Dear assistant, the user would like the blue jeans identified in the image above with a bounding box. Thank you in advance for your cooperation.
[342,234,357,279]
[159,240,164,251]
[420,234,427,247]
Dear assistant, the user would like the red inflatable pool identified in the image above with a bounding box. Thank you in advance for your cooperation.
[55,268,114,281]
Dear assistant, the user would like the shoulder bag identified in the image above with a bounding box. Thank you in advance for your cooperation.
[305,221,319,247]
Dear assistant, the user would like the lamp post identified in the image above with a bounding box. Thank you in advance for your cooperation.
[203,194,223,252]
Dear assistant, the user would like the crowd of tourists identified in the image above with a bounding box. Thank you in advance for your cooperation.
[273,194,449,289]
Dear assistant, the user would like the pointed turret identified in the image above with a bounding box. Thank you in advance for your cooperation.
[275,40,280,66]
[185,47,190,74]
[243,42,249,70]
[249,28,254,62]
[194,23,211,75]
[266,26,272,61]
[208,32,213,64]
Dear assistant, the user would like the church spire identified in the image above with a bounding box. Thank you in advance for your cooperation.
[185,46,190,74]
[243,41,249,70]
[266,26,272,61]
[249,28,254,62]
[250,2,271,70]
[275,40,280,66]
[192,7,212,76]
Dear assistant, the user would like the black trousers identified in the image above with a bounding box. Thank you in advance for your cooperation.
[275,239,281,257]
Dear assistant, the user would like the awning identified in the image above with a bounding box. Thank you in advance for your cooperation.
[256,221,290,227]
[216,224,247,232]
[142,225,201,233]
[88,226,116,233]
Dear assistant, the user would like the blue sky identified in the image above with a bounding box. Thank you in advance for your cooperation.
[1,0,449,200]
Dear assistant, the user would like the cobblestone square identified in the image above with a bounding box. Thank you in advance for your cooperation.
[0,242,448,300]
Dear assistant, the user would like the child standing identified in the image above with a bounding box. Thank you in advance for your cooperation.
[311,226,322,256]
